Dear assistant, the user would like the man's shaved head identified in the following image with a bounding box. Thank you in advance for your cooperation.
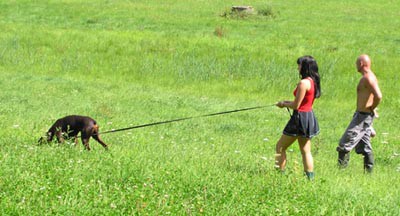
[356,54,371,72]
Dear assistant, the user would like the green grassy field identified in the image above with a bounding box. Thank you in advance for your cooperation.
[1,0,400,215]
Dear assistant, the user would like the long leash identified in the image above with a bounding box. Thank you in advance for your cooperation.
[99,104,277,135]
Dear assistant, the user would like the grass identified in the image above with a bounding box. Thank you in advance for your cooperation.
[1,0,400,215]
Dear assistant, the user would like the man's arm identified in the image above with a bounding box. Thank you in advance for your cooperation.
[368,76,382,111]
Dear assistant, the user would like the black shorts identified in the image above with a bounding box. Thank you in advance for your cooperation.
[283,110,319,138]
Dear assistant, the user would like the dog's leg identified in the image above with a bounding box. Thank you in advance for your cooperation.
[55,131,64,143]
[80,129,92,150]
[74,136,79,147]
[81,136,91,151]
[92,134,108,150]
[92,125,108,150]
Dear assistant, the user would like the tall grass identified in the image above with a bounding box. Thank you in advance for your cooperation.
[1,0,399,215]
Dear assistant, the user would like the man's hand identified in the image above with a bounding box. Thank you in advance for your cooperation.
[372,108,379,118]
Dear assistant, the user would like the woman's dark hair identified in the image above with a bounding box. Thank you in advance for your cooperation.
[297,55,321,98]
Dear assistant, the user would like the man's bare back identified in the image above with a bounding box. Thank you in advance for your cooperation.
[356,55,382,114]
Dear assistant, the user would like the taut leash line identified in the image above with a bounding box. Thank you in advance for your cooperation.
[99,104,276,135]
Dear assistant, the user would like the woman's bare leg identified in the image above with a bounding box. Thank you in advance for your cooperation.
[275,134,297,171]
[298,137,313,172]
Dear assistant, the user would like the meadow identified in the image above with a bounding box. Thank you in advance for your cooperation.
[0,0,399,215]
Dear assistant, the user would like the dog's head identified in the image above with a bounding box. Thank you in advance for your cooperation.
[38,132,53,145]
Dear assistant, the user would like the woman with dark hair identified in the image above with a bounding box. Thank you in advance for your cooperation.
[275,56,321,180]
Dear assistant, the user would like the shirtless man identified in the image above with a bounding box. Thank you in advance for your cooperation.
[336,54,382,173]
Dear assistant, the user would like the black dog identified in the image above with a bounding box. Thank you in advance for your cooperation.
[39,115,108,150]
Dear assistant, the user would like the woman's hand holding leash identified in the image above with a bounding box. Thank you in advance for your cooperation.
[276,101,290,108]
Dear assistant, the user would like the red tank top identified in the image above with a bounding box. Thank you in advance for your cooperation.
[293,77,315,112]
